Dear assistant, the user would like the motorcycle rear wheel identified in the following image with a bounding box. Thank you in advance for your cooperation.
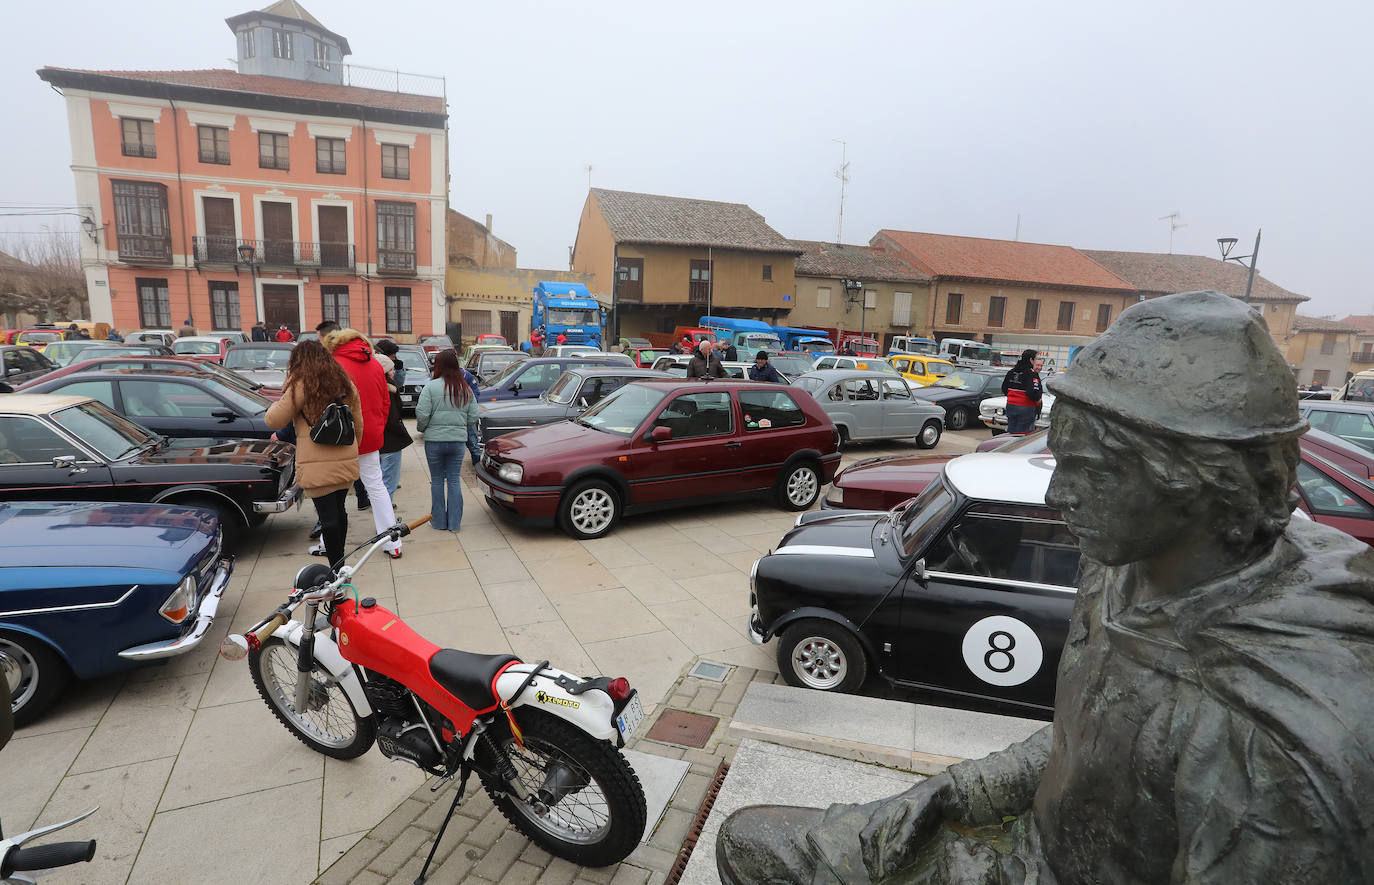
[477,709,647,867]
[248,637,376,759]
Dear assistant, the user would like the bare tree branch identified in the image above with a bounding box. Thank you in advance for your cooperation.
[0,233,87,328]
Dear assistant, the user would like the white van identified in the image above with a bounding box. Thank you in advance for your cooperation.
[938,338,993,368]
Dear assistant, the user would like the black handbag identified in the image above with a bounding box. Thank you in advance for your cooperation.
[309,399,355,446]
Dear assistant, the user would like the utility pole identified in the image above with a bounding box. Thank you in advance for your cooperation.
[833,139,849,243]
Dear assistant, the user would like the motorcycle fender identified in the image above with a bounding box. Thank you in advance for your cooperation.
[494,665,617,743]
[273,621,374,717]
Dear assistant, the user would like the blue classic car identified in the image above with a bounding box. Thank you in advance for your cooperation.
[0,501,233,725]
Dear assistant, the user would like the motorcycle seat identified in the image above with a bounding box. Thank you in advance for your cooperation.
[429,649,521,711]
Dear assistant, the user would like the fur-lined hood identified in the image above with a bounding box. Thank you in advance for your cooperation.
[325,328,372,363]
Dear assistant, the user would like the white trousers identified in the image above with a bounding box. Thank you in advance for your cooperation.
[358,450,400,552]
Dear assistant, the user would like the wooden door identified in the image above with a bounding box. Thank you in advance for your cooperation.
[500,310,519,345]
[262,284,300,338]
[261,202,294,266]
[318,205,349,268]
[203,197,237,262]
[616,258,643,302]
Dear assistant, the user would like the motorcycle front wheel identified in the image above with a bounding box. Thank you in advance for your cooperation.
[248,637,376,760]
[477,709,647,867]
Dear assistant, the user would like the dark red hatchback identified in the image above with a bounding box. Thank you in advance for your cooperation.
[477,380,842,538]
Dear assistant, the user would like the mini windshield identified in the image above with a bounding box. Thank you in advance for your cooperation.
[546,309,599,326]
[173,341,221,355]
[50,400,151,460]
[577,384,664,436]
[225,348,290,369]
[899,476,958,558]
[545,372,581,404]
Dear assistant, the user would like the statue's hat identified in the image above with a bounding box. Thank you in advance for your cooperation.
[1046,290,1306,443]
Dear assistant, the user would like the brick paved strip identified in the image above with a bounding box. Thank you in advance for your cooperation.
[316,836,386,885]
[367,827,429,877]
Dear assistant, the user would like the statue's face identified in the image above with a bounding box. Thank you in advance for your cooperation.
[1046,403,1190,565]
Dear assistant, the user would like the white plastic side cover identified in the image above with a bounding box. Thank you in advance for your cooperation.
[274,621,374,716]
[494,665,617,742]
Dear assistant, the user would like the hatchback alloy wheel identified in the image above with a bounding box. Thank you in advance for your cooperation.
[561,480,620,540]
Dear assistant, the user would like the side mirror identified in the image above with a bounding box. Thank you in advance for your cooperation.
[578,397,589,410]
[211,409,238,422]
[646,425,672,443]
[913,558,927,582]
[511,382,521,394]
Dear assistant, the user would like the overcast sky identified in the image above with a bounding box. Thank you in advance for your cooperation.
[4,0,1371,317]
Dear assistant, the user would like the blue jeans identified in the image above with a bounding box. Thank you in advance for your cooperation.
[380,450,403,497]
[425,441,465,530]
[467,424,482,462]
[1006,403,1038,434]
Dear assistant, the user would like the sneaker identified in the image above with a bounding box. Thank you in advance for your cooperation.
[357,499,371,511]
[308,541,327,557]
[308,523,322,540]
[386,548,402,560]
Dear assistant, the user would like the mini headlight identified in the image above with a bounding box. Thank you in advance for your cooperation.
[827,486,844,505]
[159,575,197,623]
[498,462,524,484]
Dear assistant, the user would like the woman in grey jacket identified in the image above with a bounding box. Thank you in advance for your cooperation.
[416,349,480,530]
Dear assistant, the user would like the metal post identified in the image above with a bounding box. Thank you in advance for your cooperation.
[1243,229,1262,304]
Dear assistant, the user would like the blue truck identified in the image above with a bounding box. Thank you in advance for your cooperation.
[525,282,606,351]
[773,325,835,356]
[698,316,784,355]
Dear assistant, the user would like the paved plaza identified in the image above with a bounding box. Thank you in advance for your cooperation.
[0,422,983,885]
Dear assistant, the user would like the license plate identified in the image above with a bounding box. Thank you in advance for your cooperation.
[615,691,644,741]
[401,394,414,403]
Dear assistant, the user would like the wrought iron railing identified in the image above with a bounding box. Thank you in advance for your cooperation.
[192,237,355,272]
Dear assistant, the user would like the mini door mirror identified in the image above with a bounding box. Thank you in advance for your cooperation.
[913,558,927,582]
[647,425,672,443]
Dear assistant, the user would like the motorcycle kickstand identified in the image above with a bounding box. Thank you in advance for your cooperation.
[414,763,473,885]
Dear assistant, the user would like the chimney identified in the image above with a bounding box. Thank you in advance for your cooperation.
[485,214,493,232]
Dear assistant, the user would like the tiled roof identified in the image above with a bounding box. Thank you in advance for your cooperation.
[261,0,324,28]
[37,67,442,116]
[1081,250,1308,304]
[875,230,1135,292]
[791,240,930,282]
[1292,315,1361,334]
[1338,315,1374,333]
[591,189,800,254]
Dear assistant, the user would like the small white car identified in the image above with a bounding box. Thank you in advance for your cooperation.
[979,393,1056,434]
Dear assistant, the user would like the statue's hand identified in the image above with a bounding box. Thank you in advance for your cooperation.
[859,773,957,879]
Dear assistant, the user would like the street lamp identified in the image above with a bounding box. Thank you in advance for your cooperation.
[842,278,865,352]
[1217,230,1261,304]
[237,244,261,323]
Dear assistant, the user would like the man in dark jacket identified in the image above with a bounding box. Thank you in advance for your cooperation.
[1001,348,1044,434]
[687,340,726,379]
[748,350,784,383]
[250,321,269,342]
[720,341,739,362]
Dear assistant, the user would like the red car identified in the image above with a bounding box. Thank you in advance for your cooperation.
[824,429,1374,546]
[477,380,842,539]
[17,353,283,400]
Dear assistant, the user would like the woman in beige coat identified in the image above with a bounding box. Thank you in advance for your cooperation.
[265,340,364,566]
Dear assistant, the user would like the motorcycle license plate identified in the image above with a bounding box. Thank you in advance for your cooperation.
[616,691,644,741]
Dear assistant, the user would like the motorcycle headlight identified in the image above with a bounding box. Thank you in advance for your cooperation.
[498,462,524,484]
[159,575,197,623]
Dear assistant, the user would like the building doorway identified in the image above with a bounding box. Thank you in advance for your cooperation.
[500,310,519,345]
[262,284,300,338]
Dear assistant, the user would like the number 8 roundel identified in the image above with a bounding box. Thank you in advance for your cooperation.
[961,616,1044,687]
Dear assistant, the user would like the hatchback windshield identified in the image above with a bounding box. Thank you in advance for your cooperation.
[546,372,582,404]
[173,340,221,355]
[225,347,291,369]
[50,400,151,459]
[576,384,664,436]
[899,476,958,557]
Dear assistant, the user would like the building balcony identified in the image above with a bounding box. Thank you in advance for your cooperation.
[117,234,172,264]
[376,248,416,276]
[1352,351,1374,364]
[193,237,355,273]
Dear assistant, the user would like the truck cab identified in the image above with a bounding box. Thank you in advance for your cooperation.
[937,337,993,368]
[699,316,784,355]
[774,326,835,356]
[887,336,938,358]
[528,282,605,351]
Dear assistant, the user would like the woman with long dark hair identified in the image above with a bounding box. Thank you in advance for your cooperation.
[265,340,363,564]
[416,348,479,531]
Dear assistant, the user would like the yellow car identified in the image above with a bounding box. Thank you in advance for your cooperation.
[887,354,956,386]
[13,329,65,353]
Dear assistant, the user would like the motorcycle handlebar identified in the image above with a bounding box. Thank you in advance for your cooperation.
[250,613,288,646]
[2,840,97,876]
[404,515,432,533]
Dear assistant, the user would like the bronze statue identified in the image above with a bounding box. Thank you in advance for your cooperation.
[717,291,1374,884]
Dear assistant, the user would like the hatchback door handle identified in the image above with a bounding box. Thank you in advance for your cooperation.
[725,441,742,449]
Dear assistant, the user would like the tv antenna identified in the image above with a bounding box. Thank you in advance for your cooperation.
[833,139,850,244]
[1158,211,1186,253]
[585,164,594,190]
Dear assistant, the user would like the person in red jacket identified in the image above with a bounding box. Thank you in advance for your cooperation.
[275,324,295,343]
[325,328,402,558]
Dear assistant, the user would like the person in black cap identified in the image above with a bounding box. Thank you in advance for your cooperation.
[748,350,783,383]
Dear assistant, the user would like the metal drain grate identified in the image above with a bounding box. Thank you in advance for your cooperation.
[665,757,730,885]
[645,709,719,748]
[687,660,733,682]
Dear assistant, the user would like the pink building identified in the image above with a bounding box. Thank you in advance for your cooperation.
[39,2,448,341]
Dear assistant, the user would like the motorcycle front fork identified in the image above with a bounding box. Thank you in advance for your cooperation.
[293,603,320,714]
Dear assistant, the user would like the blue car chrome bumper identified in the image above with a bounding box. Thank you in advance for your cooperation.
[118,557,234,660]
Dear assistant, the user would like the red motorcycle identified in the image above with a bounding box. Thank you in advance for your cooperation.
[222,516,647,879]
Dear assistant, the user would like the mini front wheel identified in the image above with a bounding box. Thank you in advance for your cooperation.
[776,620,867,693]
[248,637,375,759]
[477,710,647,867]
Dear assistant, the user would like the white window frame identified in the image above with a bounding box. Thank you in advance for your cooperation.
[817,286,831,309]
